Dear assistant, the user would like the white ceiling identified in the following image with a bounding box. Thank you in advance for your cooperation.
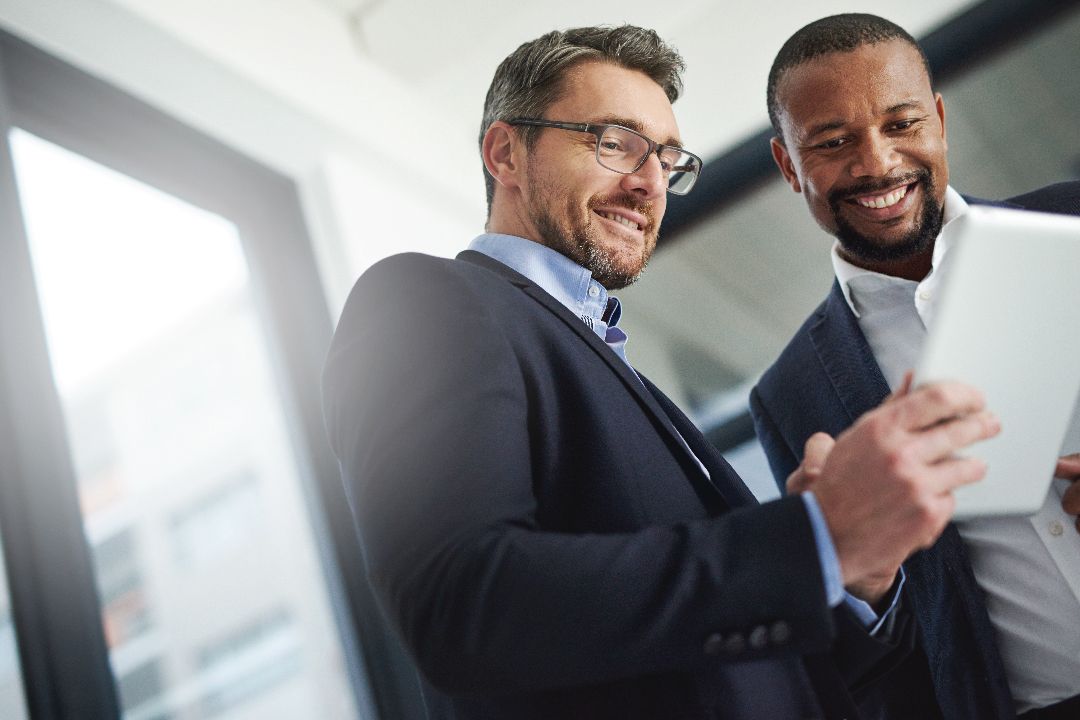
[331,0,977,161]
[0,0,978,201]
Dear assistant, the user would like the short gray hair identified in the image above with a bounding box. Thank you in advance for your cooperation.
[480,25,685,215]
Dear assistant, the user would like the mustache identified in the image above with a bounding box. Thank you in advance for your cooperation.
[827,170,929,206]
[588,192,656,228]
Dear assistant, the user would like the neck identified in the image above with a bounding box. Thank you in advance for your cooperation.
[837,244,935,282]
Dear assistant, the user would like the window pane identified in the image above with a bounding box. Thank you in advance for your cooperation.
[9,129,358,720]
[0,536,30,720]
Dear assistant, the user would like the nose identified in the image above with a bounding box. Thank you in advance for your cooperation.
[621,151,667,199]
[849,132,901,178]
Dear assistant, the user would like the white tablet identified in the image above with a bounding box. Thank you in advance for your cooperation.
[914,205,1080,518]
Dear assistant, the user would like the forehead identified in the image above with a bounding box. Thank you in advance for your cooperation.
[777,40,933,129]
[547,60,681,143]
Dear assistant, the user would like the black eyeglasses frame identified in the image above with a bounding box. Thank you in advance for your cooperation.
[506,118,703,195]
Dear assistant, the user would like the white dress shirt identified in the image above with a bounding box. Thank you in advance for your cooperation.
[831,186,1080,713]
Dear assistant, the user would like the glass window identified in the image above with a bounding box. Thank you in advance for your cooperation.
[170,473,261,570]
[95,529,152,647]
[0,537,29,720]
[196,609,302,716]
[9,128,358,719]
[116,659,166,717]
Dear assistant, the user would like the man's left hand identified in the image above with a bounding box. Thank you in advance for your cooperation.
[1055,453,1080,533]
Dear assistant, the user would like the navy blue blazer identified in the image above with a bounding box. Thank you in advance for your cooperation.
[750,181,1080,720]
[324,249,911,719]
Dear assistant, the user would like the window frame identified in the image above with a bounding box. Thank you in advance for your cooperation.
[0,29,422,720]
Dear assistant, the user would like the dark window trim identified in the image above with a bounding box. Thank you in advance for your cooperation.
[0,38,119,719]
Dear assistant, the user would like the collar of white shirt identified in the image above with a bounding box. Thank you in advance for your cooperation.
[831,185,969,318]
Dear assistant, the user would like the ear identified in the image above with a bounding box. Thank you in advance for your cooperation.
[771,136,802,193]
[934,92,948,151]
[482,121,524,194]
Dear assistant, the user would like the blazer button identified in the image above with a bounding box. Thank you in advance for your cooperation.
[749,625,768,650]
[770,620,791,645]
[723,632,746,655]
[703,632,724,656]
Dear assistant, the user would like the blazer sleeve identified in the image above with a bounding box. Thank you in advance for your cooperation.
[323,254,837,696]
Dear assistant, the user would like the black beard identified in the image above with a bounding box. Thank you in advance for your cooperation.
[828,170,943,264]
[531,192,655,290]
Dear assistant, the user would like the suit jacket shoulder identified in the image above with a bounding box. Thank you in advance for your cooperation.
[1004,180,1080,215]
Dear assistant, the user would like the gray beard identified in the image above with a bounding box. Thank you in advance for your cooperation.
[530,198,652,290]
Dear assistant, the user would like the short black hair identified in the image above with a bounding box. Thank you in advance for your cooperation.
[767,13,932,140]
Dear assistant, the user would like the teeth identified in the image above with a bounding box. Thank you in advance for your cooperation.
[858,185,908,209]
[602,211,639,230]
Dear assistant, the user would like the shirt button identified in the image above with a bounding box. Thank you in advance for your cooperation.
[588,285,600,298]
[723,632,746,655]
[770,620,792,645]
[1050,521,1065,537]
[918,291,931,301]
[703,632,724,656]
[749,625,768,650]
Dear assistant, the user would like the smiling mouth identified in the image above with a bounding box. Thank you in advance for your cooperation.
[595,210,641,231]
[849,182,917,210]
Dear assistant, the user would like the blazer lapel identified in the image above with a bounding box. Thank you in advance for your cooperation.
[639,373,755,511]
[458,250,731,510]
[809,281,891,422]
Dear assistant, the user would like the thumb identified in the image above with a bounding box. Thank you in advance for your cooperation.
[803,432,835,474]
[786,433,835,495]
[1055,453,1080,481]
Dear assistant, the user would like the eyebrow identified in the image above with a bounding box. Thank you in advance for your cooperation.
[804,120,847,141]
[590,115,683,148]
[884,100,926,114]
[803,100,929,141]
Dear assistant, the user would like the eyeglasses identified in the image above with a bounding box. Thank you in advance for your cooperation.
[508,118,703,195]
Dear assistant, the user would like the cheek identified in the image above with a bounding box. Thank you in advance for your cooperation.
[801,163,843,203]
[791,156,829,197]
[653,195,668,221]
[801,175,830,204]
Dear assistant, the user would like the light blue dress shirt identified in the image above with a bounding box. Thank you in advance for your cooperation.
[467,232,898,630]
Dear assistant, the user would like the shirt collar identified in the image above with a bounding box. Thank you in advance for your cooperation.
[467,233,615,326]
[832,185,969,317]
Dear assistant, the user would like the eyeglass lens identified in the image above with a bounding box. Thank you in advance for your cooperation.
[597,126,699,194]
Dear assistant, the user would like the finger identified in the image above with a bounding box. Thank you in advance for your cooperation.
[803,432,835,473]
[788,433,836,494]
[917,492,956,550]
[925,455,989,495]
[886,371,914,402]
[1063,478,1080,516]
[1054,453,1080,480]
[913,410,1000,463]
[890,381,987,432]
[786,467,809,495]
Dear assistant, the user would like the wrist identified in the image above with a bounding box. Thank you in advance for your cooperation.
[846,571,899,607]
